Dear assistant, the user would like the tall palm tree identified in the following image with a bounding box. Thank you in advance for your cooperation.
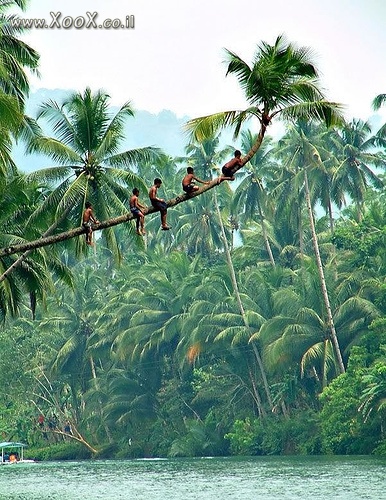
[186,35,343,169]
[331,119,384,221]
[0,0,41,151]
[213,190,274,413]
[24,87,163,261]
[273,121,347,372]
[177,136,274,411]
[256,264,379,394]
[0,37,345,260]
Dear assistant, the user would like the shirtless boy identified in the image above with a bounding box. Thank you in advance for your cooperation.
[182,167,210,194]
[149,178,170,230]
[219,150,243,182]
[82,201,99,245]
[130,188,146,235]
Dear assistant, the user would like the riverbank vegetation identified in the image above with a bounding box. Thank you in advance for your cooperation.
[1,0,386,460]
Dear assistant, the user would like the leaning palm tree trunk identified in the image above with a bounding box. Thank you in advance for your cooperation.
[303,168,345,373]
[214,190,273,413]
[0,134,268,259]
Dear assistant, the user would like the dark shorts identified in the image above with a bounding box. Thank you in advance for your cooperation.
[130,207,141,218]
[183,184,195,193]
[222,166,233,177]
[82,221,92,229]
[151,200,167,214]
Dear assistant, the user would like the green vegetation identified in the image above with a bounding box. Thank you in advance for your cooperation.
[1,1,386,460]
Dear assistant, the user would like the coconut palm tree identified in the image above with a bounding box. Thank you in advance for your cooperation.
[177,264,272,416]
[186,35,343,169]
[0,0,39,136]
[272,121,347,372]
[256,263,379,395]
[25,87,163,261]
[0,176,70,319]
[331,119,385,221]
[0,37,345,260]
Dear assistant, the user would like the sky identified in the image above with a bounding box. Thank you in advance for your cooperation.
[13,0,386,124]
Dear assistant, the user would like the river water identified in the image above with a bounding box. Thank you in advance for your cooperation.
[1,455,385,499]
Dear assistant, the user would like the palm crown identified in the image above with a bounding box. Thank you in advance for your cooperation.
[186,35,344,160]
[25,87,163,259]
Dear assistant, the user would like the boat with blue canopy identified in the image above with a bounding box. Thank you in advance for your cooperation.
[0,442,35,464]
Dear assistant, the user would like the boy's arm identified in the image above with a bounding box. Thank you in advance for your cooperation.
[193,175,210,184]
[90,210,99,223]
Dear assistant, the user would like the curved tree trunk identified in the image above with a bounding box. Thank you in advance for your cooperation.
[238,123,268,167]
[0,127,268,259]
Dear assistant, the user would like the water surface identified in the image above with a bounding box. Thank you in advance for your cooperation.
[1,455,385,499]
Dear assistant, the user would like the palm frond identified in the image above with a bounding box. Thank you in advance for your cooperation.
[185,110,252,142]
[106,146,164,169]
[280,100,345,127]
[27,136,82,163]
[372,94,386,111]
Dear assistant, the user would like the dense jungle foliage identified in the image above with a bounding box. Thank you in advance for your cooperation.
[1,0,386,460]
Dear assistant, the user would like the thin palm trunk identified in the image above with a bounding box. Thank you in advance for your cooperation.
[303,168,345,373]
[256,197,275,266]
[214,190,273,412]
[298,187,305,257]
[239,124,268,167]
[247,365,265,418]
[327,198,335,233]
[89,355,113,444]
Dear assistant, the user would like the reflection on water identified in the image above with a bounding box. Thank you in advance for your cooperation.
[0,455,385,499]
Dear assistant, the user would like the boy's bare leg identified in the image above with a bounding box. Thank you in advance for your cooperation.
[86,229,94,245]
[161,212,170,230]
[141,216,145,234]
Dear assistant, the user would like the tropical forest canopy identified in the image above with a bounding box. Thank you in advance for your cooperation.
[1,0,386,459]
